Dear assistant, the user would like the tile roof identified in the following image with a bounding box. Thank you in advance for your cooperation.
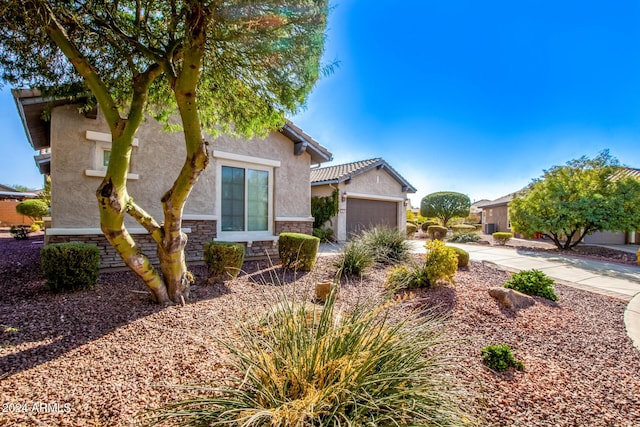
[310,158,417,193]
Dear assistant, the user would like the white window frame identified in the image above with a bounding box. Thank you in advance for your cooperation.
[84,130,139,180]
[215,156,277,240]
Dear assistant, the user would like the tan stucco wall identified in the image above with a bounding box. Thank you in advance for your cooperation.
[482,205,510,233]
[49,106,312,229]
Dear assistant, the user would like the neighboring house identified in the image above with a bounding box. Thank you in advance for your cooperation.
[13,89,332,267]
[0,184,38,227]
[478,193,514,234]
[310,158,417,241]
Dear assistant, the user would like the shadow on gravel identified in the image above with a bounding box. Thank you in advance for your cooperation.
[0,234,236,378]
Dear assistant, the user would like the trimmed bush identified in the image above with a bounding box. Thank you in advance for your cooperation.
[406,222,418,237]
[424,239,458,285]
[334,239,374,278]
[15,199,48,221]
[278,232,320,271]
[504,269,558,301]
[451,224,476,234]
[9,225,30,240]
[427,225,448,241]
[450,246,470,269]
[420,220,438,232]
[385,263,429,290]
[203,241,245,281]
[151,293,472,426]
[492,232,513,245]
[359,226,409,265]
[41,243,100,292]
[448,231,481,243]
[481,343,525,372]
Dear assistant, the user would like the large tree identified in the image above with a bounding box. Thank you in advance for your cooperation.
[0,1,329,304]
[420,191,471,227]
[509,150,640,250]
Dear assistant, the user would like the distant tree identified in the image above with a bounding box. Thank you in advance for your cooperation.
[0,1,329,304]
[16,199,49,221]
[420,192,471,227]
[509,150,640,250]
[12,185,33,192]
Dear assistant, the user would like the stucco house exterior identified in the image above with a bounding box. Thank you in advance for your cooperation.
[0,184,38,226]
[310,158,416,241]
[13,89,332,267]
[478,193,514,234]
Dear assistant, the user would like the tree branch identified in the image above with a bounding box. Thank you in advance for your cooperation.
[126,199,164,244]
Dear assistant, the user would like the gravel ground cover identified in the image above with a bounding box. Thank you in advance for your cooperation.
[1,231,640,426]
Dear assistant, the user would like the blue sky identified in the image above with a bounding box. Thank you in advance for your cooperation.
[2,0,640,207]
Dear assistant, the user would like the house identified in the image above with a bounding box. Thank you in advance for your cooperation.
[0,184,38,226]
[477,193,515,234]
[13,89,332,268]
[310,158,417,241]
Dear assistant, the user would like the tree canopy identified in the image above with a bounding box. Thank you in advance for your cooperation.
[0,1,330,304]
[420,192,471,227]
[509,150,640,249]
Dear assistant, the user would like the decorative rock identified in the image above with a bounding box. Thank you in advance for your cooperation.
[488,287,535,310]
[315,281,336,303]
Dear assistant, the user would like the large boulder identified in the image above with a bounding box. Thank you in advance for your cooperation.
[488,287,535,310]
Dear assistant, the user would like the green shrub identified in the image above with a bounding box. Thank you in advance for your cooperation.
[359,226,409,265]
[203,241,245,281]
[451,224,476,234]
[424,239,458,285]
[481,343,525,372]
[312,227,334,242]
[9,225,30,240]
[492,232,513,245]
[41,243,100,292]
[427,225,448,240]
[385,263,429,290]
[420,220,438,232]
[15,199,48,221]
[450,246,470,269]
[406,222,418,237]
[448,231,481,243]
[278,232,320,271]
[29,222,41,232]
[334,239,374,278]
[151,293,472,426]
[504,269,558,301]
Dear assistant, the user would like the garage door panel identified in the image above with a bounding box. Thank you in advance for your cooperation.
[346,199,398,237]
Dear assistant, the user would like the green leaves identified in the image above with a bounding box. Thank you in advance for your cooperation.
[420,192,471,227]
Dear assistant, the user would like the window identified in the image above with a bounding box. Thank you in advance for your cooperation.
[221,165,271,233]
[84,131,139,179]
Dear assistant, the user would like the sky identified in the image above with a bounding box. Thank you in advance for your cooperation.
[2,0,640,207]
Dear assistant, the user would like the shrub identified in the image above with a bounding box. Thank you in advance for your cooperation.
[29,222,41,232]
[203,241,245,281]
[151,293,472,426]
[420,220,438,232]
[406,222,418,237]
[448,231,481,243]
[359,226,409,265]
[427,225,448,240]
[385,263,429,290]
[450,246,470,269]
[41,243,100,292]
[424,240,458,285]
[504,269,558,301]
[278,232,320,271]
[451,224,476,234]
[492,232,513,245]
[9,225,30,240]
[334,239,374,278]
[481,343,525,372]
[312,227,334,242]
[15,199,49,221]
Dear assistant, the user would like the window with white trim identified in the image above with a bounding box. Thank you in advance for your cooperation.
[85,131,139,179]
[220,164,272,233]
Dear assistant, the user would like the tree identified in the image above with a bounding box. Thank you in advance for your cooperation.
[0,1,329,304]
[16,199,49,221]
[509,150,640,250]
[420,192,471,227]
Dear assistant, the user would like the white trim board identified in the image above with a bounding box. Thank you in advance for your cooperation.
[343,192,405,202]
[86,130,139,146]
[213,150,281,168]
[46,227,192,236]
[275,216,314,222]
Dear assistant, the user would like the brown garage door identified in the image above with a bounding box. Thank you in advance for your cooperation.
[346,198,398,237]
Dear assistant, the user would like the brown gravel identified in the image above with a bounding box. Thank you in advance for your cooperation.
[1,232,640,426]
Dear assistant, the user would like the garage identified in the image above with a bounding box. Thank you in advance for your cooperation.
[346,198,399,237]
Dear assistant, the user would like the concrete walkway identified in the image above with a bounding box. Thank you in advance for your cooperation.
[320,241,640,351]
